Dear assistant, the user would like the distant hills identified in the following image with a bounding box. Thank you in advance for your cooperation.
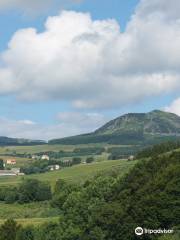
[0,136,46,146]
[49,110,180,145]
[1,110,180,146]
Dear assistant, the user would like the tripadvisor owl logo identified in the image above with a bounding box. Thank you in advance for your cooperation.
[135,227,144,236]
[135,227,174,236]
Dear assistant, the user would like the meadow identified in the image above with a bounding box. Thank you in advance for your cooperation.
[0,143,116,154]
[0,159,137,187]
[0,158,137,224]
[0,217,59,226]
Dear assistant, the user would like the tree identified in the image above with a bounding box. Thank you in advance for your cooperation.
[72,157,81,165]
[16,226,34,240]
[51,179,79,209]
[86,157,94,164]
[0,159,4,170]
[0,219,20,240]
[18,179,52,203]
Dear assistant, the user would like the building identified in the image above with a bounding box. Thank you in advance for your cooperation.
[0,168,24,177]
[41,155,50,161]
[128,155,135,161]
[0,170,16,177]
[48,165,60,171]
[6,159,16,165]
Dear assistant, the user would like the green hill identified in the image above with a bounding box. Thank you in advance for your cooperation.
[0,159,136,187]
[49,110,180,145]
[5,143,178,239]
[0,137,45,146]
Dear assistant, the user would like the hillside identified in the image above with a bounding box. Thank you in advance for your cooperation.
[49,110,180,145]
[2,144,179,239]
[95,110,180,135]
[0,159,135,187]
[0,137,45,146]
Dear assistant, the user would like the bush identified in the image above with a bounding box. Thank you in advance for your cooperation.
[0,179,52,204]
[86,157,94,163]
[18,179,52,203]
[72,157,81,165]
[0,219,20,240]
[16,226,34,240]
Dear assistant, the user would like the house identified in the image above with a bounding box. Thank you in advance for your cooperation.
[6,159,16,165]
[32,155,39,159]
[48,165,60,171]
[0,168,24,177]
[41,155,50,161]
[0,170,16,177]
[128,155,135,161]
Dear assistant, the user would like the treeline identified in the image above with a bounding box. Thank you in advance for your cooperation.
[1,150,179,239]
[0,137,45,146]
[1,147,105,160]
[34,147,105,159]
[107,146,141,160]
[49,131,145,145]
[21,157,82,175]
[0,179,51,204]
[136,140,180,158]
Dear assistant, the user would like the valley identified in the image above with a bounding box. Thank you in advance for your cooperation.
[0,110,179,239]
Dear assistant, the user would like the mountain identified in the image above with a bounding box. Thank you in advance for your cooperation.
[0,136,46,146]
[49,110,180,145]
[95,110,180,135]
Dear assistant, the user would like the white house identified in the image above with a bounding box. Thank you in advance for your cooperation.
[0,170,16,177]
[48,165,60,171]
[128,155,135,161]
[41,155,50,161]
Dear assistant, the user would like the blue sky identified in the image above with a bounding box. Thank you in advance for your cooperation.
[0,0,139,123]
[0,0,180,139]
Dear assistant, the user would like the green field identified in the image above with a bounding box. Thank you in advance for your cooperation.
[0,201,59,219]
[0,217,59,226]
[0,159,137,225]
[0,159,137,187]
[0,143,135,154]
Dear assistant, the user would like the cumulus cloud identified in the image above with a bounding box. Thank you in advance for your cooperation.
[0,0,180,109]
[136,0,180,20]
[0,112,108,140]
[164,98,180,116]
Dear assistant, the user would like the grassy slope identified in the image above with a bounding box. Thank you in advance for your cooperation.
[0,159,137,225]
[0,159,137,187]
[0,217,59,226]
[0,201,59,219]
[0,143,135,154]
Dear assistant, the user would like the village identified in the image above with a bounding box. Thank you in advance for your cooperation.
[0,154,61,177]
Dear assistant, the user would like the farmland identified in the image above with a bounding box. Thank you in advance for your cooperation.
[0,159,136,187]
[0,153,137,224]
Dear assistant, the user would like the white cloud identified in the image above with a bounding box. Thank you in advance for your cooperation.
[0,0,180,109]
[57,112,108,131]
[164,98,180,116]
[136,0,180,20]
[0,112,108,140]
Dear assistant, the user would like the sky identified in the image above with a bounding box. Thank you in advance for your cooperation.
[0,0,180,140]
